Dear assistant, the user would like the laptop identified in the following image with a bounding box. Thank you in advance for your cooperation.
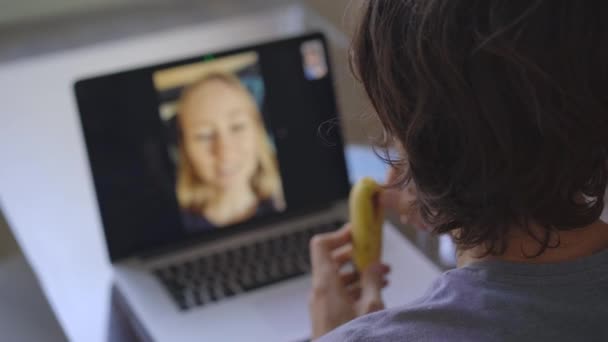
[74,33,359,341]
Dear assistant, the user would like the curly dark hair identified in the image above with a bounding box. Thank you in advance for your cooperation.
[352,0,608,255]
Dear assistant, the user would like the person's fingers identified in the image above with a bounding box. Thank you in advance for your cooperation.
[346,276,389,301]
[310,225,351,255]
[310,225,351,267]
[357,263,386,315]
[378,263,391,274]
[346,278,390,300]
[347,285,361,301]
[332,244,353,267]
[343,264,389,285]
[339,270,359,287]
[344,264,389,300]
[310,225,353,293]
[340,264,389,285]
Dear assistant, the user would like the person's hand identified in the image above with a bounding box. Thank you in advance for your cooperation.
[381,167,429,230]
[308,225,390,340]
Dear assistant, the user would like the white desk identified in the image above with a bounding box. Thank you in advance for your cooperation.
[0,5,441,341]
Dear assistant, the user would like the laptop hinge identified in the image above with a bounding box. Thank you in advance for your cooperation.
[136,200,347,263]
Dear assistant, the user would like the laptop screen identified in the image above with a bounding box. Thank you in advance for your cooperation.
[75,33,350,262]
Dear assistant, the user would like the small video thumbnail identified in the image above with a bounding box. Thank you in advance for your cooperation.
[301,39,328,81]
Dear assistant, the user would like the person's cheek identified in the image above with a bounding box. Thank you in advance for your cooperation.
[248,130,260,162]
[232,125,252,156]
[191,140,215,182]
[239,129,258,177]
[245,129,258,155]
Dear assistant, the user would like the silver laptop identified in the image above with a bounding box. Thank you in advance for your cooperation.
[75,33,357,341]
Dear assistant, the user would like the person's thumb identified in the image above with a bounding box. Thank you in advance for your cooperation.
[356,263,385,315]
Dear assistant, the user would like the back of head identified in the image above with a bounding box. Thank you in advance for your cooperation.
[352,0,608,254]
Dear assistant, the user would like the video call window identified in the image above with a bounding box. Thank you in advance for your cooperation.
[153,52,286,233]
[300,39,328,81]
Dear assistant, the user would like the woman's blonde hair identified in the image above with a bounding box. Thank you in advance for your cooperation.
[175,72,285,215]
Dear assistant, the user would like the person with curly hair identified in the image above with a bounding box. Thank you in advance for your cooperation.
[310,1,608,340]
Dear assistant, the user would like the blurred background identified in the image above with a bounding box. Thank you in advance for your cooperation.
[0,0,374,142]
[0,1,373,341]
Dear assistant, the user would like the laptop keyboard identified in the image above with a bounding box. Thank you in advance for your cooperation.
[153,220,344,311]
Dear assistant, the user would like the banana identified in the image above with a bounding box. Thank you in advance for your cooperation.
[349,177,384,271]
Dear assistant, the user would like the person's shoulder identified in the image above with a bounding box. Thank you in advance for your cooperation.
[318,307,414,342]
[318,270,474,341]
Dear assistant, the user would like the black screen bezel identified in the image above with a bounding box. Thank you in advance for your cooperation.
[74,32,350,262]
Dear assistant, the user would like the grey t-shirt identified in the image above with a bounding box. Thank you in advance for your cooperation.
[321,249,608,341]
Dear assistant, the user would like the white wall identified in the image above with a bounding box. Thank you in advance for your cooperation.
[0,0,135,26]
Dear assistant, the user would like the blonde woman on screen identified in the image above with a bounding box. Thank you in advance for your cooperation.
[176,72,285,231]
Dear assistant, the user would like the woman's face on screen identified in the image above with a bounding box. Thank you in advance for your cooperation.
[180,79,259,192]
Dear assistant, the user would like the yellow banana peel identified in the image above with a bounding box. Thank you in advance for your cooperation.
[349,177,384,271]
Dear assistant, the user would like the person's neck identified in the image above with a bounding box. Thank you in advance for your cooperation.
[203,186,257,226]
[457,220,608,267]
